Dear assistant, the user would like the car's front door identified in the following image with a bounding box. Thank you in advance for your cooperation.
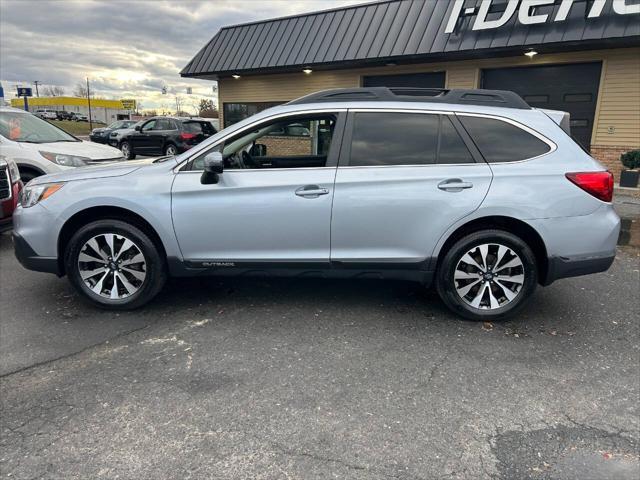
[171,111,346,265]
[130,119,156,154]
[331,110,493,268]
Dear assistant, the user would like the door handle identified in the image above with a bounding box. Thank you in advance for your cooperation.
[295,185,330,198]
[437,179,474,192]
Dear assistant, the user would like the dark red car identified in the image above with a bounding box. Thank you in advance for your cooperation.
[0,158,23,232]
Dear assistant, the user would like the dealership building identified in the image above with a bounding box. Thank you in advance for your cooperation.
[182,0,639,178]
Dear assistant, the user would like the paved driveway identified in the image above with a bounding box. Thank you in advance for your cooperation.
[1,233,638,479]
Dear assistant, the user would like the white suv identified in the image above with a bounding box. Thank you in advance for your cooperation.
[0,107,125,182]
[34,109,57,120]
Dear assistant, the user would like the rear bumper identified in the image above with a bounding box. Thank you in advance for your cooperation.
[543,252,615,285]
[13,231,61,276]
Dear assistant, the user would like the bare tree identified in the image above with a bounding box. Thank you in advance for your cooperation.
[198,98,218,118]
[73,81,88,98]
[42,85,65,97]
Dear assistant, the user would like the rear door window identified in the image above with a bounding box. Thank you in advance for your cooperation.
[458,116,551,162]
[348,112,474,166]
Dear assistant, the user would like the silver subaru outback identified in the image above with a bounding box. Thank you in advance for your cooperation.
[12,88,620,321]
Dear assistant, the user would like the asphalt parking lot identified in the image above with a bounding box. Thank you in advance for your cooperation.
[1,232,638,480]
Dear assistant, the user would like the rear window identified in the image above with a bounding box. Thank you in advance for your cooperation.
[183,121,215,135]
[459,116,551,162]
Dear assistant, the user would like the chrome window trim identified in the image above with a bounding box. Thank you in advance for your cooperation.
[454,112,557,164]
[174,108,347,173]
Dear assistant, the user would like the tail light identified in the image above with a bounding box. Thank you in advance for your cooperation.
[180,133,197,141]
[565,171,614,202]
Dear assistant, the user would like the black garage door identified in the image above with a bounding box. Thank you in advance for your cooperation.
[482,63,602,151]
[363,72,446,89]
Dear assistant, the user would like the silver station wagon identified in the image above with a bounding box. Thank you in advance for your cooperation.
[13,88,620,321]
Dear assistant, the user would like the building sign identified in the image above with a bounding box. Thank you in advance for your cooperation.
[120,99,136,110]
[445,0,640,33]
[16,87,33,97]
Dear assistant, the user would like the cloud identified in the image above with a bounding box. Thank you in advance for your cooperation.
[0,0,362,112]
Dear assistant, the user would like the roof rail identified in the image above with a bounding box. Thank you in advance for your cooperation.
[287,87,531,110]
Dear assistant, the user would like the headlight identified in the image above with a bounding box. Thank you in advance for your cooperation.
[6,160,21,182]
[39,151,90,167]
[20,183,64,208]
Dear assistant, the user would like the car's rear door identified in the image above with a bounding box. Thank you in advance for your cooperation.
[330,110,492,268]
[171,110,346,265]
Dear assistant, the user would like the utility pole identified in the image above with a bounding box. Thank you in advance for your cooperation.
[33,81,41,97]
[86,77,93,130]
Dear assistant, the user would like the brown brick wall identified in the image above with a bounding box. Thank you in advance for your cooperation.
[590,145,638,182]
[261,136,312,156]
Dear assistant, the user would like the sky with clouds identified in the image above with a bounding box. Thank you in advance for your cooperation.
[0,0,361,113]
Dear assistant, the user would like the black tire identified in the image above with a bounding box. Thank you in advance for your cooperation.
[65,219,167,310]
[120,141,136,160]
[436,230,538,322]
[164,143,178,156]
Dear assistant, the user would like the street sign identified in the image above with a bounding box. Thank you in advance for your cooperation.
[121,99,136,110]
[16,87,32,97]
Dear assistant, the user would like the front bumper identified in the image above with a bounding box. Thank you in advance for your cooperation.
[13,231,61,275]
[89,135,108,144]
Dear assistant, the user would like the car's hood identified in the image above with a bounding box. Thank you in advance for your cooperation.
[21,140,123,160]
[28,157,168,185]
[91,128,110,134]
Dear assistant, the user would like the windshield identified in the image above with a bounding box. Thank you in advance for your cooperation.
[0,111,79,143]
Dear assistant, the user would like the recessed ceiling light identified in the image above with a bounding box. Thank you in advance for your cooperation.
[232,74,241,79]
[524,50,538,58]
[302,68,313,74]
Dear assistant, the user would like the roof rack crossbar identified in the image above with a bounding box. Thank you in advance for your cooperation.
[287,87,531,109]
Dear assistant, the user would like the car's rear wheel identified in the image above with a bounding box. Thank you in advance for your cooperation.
[164,143,178,156]
[436,230,537,321]
[120,141,136,160]
[65,220,166,310]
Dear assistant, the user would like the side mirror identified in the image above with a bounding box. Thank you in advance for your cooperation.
[134,125,141,131]
[201,151,223,185]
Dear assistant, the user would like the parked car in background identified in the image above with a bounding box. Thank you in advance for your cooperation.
[71,112,89,122]
[34,109,57,120]
[0,156,23,232]
[107,120,142,148]
[11,88,620,319]
[90,120,137,144]
[56,110,74,121]
[0,106,125,182]
[119,116,216,158]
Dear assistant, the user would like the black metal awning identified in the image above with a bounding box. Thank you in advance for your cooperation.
[181,0,640,79]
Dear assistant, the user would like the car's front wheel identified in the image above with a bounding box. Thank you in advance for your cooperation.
[436,230,538,321]
[120,141,136,160]
[65,220,167,309]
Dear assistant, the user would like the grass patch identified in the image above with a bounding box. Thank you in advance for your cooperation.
[49,120,102,136]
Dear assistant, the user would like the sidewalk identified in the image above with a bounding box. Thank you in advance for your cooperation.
[614,191,640,247]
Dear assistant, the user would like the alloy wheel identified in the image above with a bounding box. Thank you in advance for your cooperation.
[121,143,130,157]
[166,145,177,155]
[453,243,524,310]
[77,233,146,299]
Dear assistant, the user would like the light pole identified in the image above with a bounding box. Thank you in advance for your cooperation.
[33,81,41,97]
[86,77,93,130]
